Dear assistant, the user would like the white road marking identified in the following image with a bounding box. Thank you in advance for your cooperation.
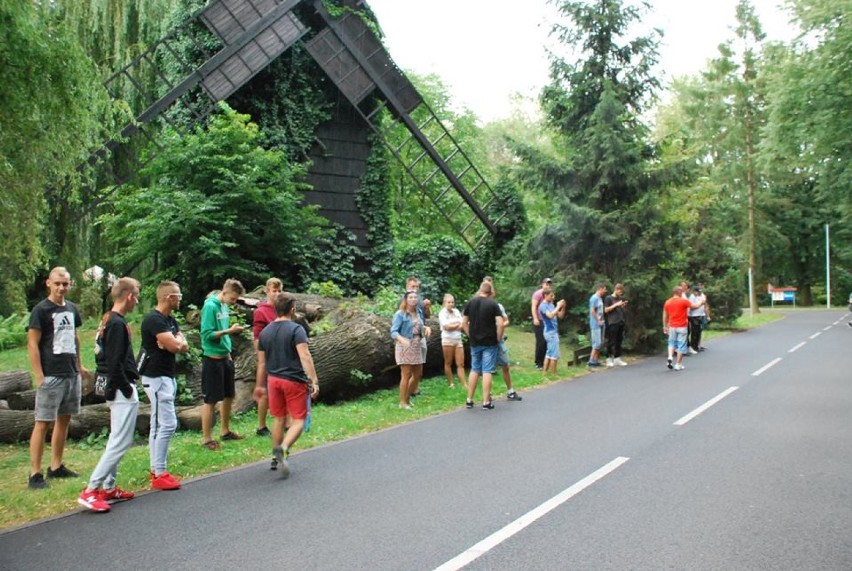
[752,357,783,377]
[823,326,832,331]
[809,332,822,340]
[674,387,739,426]
[788,342,806,353]
[433,457,630,571]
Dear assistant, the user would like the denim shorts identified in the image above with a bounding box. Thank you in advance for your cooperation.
[34,375,81,421]
[590,324,604,350]
[495,340,509,368]
[668,326,688,354]
[470,345,498,374]
[544,330,560,360]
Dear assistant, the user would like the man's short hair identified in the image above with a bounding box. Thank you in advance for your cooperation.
[266,277,283,290]
[48,266,70,281]
[156,280,180,302]
[222,278,245,295]
[112,277,140,301]
[479,281,494,296]
[274,293,297,317]
[614,283,624,292]
[596,283,607,291]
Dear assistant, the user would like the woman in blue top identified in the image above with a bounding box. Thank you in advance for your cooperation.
[390,291,424,409]
[539,290,566,374]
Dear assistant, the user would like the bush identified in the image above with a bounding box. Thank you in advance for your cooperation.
[0,313,28,351]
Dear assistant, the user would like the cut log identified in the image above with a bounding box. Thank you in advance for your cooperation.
[0,371,31,398]
[0,409,34,442]
[6,389,35,410]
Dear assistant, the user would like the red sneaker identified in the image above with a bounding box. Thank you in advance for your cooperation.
[151,472,181,490]
[78,488,110,512]
[100,487,134,503]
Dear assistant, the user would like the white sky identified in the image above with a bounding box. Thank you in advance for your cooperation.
[365,0,798,122]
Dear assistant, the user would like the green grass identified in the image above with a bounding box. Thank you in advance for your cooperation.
[0,309,792,530]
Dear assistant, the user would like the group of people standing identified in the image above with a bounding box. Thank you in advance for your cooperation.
[391,276,522,411]
[26,268,318,512]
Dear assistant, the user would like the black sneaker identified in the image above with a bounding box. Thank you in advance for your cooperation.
[667,358,674,370]
[256,427,271,437]
[482,401,495,410]
[47,464,79,479]
[28,472,48,489]
[507,391,523,401]
[465,399,474,409]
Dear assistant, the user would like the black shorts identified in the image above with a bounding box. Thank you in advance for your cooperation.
[201,356,235,404]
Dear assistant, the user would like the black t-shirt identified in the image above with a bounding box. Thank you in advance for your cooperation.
[258,320,309,383]
[95,311,138,392]
[604,294,625,325]
[463,296,501,347]
[141,310,180,378]
[27,298,82,376]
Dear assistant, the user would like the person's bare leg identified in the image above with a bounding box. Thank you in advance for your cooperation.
[454,346,467,388]
[201,403,215,443]
[220,397,233,435]
[48,415,71,471]
[29,421,49,475]
[442,345,455,387]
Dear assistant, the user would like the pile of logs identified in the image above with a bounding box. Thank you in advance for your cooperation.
[0,293,449,443]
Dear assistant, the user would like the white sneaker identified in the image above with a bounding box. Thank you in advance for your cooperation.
[674,363,685,371]
[614,357,627,367]
[688,347,698,355]
[606,358,614,368]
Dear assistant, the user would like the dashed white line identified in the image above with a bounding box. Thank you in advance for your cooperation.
[809,332,822,340]
[788,342,806,353]
[433,457,630,571]
[673,387,739,426]
[752,357,783,376]
[823,325,832,331]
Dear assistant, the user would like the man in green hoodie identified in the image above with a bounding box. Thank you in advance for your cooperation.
[200,278,246,450]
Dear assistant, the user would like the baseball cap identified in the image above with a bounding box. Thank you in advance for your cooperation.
[543,277,553,284]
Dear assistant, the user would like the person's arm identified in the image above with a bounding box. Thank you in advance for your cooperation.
[201,303,242,345]
[253,349,268,403]
[662,307,670,333]
[531,295,541,326]
[461,314,470,336]
[495,314,505,342]
[390,312,410,345]
[704,296,711,320]
[104,321,132,397]
[296,343,320,399]
[556,299,567,318]
[27,328,44,387]
[156,330,189,354]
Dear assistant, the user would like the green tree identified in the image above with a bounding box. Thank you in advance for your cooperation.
[0,1,113,313]
[97,105,330,303]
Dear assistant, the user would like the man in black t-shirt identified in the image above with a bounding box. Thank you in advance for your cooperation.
[254,293,320,478]
[603,283,629,367]
[462,281,504,410]
[26,267,92,489]
[140,281,189,491]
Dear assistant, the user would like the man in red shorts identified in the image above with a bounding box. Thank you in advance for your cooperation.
[254,293,320,478]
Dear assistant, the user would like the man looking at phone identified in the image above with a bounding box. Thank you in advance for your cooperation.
[200,278,246,450]
[604,283,628,367]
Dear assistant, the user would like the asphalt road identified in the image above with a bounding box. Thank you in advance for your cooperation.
[2,310,850,570]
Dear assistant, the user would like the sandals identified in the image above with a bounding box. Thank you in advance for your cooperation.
[221,431,243,441]
[202,440,220,451]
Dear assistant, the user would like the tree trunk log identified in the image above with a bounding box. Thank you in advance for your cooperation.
[6,389,35,410]
[0,371,31,399]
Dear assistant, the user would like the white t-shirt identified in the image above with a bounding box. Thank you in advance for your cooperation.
[688,293,706,317]
[439,307,463,341]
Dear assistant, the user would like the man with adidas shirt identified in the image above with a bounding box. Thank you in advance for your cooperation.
[140,281,190,492]
[27,267,92,489]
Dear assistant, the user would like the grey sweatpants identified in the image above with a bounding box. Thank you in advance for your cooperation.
[142,375,177,475]
[87,385,139,490]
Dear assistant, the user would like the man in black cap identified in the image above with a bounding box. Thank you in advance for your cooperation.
[530,277,553,370]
